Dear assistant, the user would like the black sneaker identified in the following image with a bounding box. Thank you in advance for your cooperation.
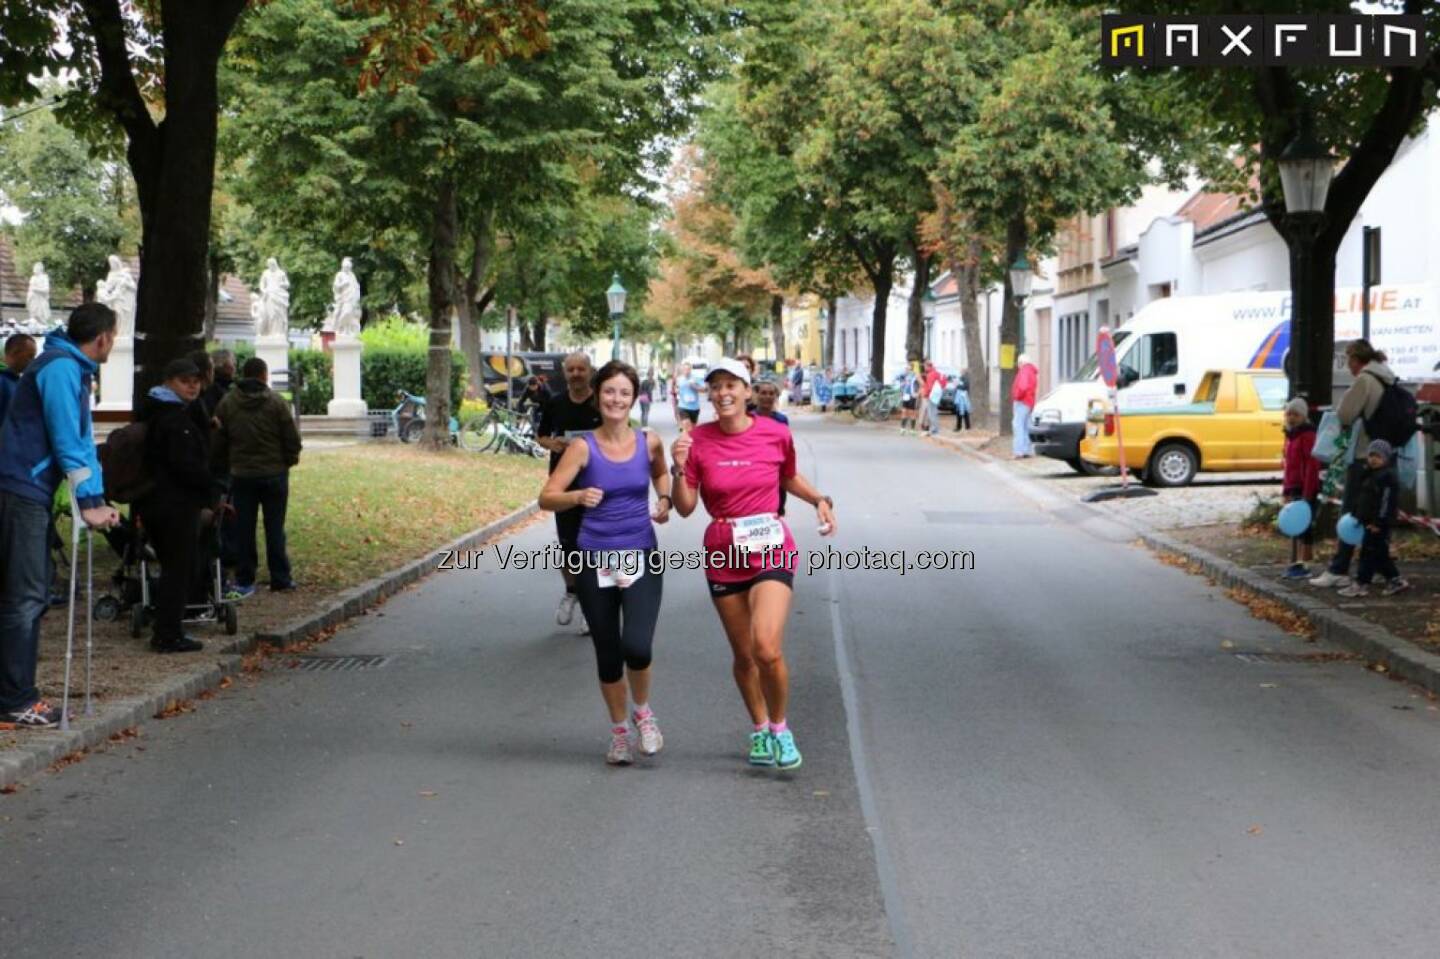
[269,582,297,593]
[4,700,64,727]
[152,636,204,654]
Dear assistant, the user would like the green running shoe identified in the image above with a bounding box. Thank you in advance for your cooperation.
[747,730,776,766]
[773,730,802,770]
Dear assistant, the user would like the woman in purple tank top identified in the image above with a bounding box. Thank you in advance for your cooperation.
[539,361,673,766]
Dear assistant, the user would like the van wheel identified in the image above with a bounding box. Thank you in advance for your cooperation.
[1067,458,1108,477]
[1147,443,1198,487]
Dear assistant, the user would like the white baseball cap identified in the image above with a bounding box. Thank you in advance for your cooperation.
[705,357,751,386]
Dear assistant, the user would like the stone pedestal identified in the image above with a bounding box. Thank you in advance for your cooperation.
[327,335,367,417]
[96,336,134,412]
[256,334,289,383]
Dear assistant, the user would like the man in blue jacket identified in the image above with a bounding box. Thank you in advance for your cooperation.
[0,304,120,726]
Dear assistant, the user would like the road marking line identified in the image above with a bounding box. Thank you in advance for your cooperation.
[828,567,914,959]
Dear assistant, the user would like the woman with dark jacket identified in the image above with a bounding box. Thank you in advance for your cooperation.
[136,358,219,653]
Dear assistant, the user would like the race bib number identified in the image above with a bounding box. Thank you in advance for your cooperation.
[732,514,784,553]
[597,551,646,589]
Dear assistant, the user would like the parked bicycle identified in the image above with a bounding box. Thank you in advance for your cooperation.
[853,384,903,422]
[390,390,459,444]
[458,402,547,458]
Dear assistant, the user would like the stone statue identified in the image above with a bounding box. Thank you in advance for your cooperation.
[256,257,291,337]
[327,256,362,337]
[25,263,51,325]
[96,254,137,338]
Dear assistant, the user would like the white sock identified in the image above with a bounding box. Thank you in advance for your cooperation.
[611,720,629,733]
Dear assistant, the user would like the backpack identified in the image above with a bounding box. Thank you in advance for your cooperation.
[98,421,155,503]
[1361,371,1419,446]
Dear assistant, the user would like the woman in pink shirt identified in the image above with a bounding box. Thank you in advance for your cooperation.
[670,358,837,771]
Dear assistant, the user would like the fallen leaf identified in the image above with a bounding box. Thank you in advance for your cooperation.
[0,784,18,795]
[1220,640,1236,650]
[419,791,438,799]
[1259,683,1278,689]
[394,839,405,846]
[1247,825,1263,836]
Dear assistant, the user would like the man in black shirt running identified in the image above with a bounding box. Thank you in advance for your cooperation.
[536,352,602,629]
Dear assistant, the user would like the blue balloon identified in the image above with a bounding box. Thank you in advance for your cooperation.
[1277,500,1312,538]
[1337,513,1366,546]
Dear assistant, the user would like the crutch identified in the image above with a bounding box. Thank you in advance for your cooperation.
[61,468,96,730]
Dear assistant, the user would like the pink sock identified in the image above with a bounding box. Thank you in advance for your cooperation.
[754,721,769,733]
[633,705,652,720]
[770,720,788,734]
[611,722,628,734]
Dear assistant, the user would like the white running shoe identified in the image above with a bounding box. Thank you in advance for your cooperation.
[1308,571,1351,588]
[1337,583,1370,598]
[556,592,579,626]
[634,711,663,755]
[606,729,633,765]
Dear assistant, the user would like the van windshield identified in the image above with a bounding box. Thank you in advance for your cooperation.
[1069,330,1131,382]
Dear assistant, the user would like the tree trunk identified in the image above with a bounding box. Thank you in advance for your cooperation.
[532,315,546,352]
[769,294,785,361]
[956,237,989,426]
[460,208,496,398]
[1285,229,1340,408]
[905,244,931,362]
[80,0,248,406]
[202,253,220,343]
[824,297,837,368]
[424,176,458,449]
[997,213,1027,436]
[868,266,893,383]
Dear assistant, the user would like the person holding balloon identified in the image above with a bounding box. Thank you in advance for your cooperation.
[1278,398,1322,579]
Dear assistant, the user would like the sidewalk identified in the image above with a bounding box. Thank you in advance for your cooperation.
[0,444,545,790]
[920,427,1440,694]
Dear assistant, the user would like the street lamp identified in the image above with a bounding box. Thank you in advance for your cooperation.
[1277,120,1335,218]
[606,273,627,362]
[922,288,937,360]
[1009,253,1033,356]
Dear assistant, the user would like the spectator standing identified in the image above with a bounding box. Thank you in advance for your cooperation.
[921,360,945,436]
[537,352,602,629]
[952,373,972,431]
[202,349,236,416]
[755,379,790,516]
[899,368,919,434]
[214,357,302,597]
[1337,439,1410,598]
[1280,397,1321,579]
[135,358,217,653]
[0,304,119,725]
[1310,340,1402,589]
[0,333,38,425]
[520,376,548,431]
[199,348,238,580]
[1011,354,1038,458]
[638,371,655,427]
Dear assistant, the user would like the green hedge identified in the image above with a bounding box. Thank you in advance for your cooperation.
[217,344,465,415]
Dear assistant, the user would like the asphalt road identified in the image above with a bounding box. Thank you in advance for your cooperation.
[6,404,1440,958]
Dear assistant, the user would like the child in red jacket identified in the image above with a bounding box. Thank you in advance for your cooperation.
[1281,397,1322,578]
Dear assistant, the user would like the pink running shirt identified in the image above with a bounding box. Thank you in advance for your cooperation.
[683,415,799,583]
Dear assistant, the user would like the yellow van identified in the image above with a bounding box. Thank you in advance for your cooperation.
[1079,370,1288,486]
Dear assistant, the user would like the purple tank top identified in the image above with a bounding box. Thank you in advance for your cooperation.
[576,429,657,550]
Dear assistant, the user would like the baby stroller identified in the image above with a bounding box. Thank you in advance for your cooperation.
[98,505,238,638]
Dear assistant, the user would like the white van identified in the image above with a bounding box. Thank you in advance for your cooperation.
[1029,285,1438,472]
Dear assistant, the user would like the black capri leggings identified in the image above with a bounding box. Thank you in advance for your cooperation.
[574,552,664,684]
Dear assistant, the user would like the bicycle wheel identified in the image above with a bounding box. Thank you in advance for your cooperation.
[458,414,497,452]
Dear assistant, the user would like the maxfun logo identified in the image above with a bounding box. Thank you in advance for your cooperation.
[1101,14,1428,68]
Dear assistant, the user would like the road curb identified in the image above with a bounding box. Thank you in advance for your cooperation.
[929,431,1440,696]
[0,501,540,791]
